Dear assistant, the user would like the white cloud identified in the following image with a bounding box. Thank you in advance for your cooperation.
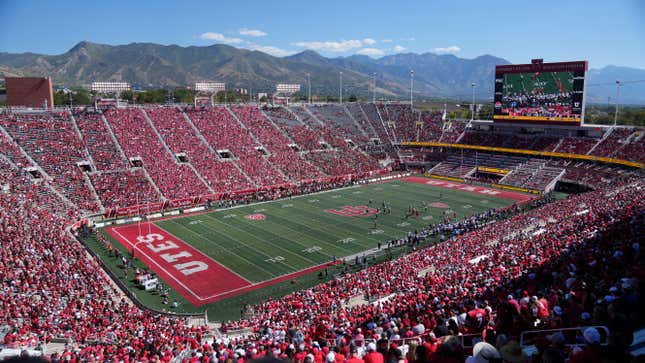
[392,45,407,52]
[356,48,385,57]
[401,37,416,41]
[239,28,268,37]
[246,44,294,57]
[382,39,393,43]
[432,45,461,54]
[199,32,243,44]
[292,38,377,53]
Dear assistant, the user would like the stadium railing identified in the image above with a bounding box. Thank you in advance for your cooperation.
[519,326,610,348]
[402,141,645,169]
[101,169,388,219]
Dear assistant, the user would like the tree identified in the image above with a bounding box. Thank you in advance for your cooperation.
[53,89,92,106]
[348,94,358,102]
[120,90,134,102]
[173,88,195,104]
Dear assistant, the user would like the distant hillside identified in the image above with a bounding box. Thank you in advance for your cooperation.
[1,41,644,103]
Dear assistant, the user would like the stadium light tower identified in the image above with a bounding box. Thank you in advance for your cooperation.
[471,82,476,121]
[614,80,621,126]
[339,71,343,104]
[307,73,311,104]
[410,70,414,108]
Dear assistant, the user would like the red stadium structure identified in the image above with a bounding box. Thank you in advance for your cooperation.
[5,77,54,108]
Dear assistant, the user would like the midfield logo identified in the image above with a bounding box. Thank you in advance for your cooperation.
[244,213,266,220]
[325,205,378,217]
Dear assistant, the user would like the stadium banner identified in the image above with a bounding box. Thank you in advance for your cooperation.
[105,169,390,219]
[426,174,465,183]
[402,141,644,169]
[493,59,588,125]
[477,166,511,175]
[491,183,541,195]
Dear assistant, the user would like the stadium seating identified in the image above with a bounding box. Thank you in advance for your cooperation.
[89,169,162,209]
[553,137,598,154]
[305,104,370,144]
[104,108,211,200]
[145,107,255,192]
[0,112,100,212]
[75,110,129,171]
[360,103,393,144]
[262,106,326,151]
[0,131,33,168]
[344,103,380,140]
[184,106,288,187]
[230,106,323,180]
[0,103,643,363]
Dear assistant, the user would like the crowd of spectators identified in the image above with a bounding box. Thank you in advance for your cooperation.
[0,112,100,212]
[104,108,211,200]
[262,107,326,152]
[305,105,369,145]
[361,103,394,146]
[230,106,322,180]
[89,169,162,209]
[145,107,254,193]
[74,110,129,171]
[184,107,288,187]
[552,137,597,155]
[344,103,380,141]
[215,180,643,363]
[0,107,643,362]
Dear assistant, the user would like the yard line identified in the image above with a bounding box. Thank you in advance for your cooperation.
[265,211,357,255]
[153,223,252,284]
[228,213,338,260]
[162,218,278,277]
[286,200,403,244]
[200,214,303,270]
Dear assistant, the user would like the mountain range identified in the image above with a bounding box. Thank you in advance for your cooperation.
[1,41,644,104]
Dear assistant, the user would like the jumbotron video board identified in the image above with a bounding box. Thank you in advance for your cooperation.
[493,59,588,125]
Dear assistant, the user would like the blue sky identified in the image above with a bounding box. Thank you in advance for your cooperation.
[1,0,644,69]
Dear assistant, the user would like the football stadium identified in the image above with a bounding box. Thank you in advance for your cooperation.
[1,2,645,362]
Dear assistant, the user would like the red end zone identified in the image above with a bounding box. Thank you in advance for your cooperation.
[401,176,535,203]
[105,222,335,306]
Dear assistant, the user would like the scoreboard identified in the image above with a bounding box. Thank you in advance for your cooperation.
[493,59,588,125]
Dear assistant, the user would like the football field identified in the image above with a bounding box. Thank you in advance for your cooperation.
[101,176,531,315]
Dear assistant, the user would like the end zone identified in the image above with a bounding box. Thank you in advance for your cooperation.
[104,222,336,306]
[401,176,535,203]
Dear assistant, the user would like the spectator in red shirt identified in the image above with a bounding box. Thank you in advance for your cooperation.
[364,343,384,363]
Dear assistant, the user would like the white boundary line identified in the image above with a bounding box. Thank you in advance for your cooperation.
[153,223,252,284]
[110,226,207,301]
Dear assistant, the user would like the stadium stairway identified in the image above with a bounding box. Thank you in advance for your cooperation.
[0,152,76,212]
[81,172,105,212]
[259,107,300,144]
[225,106,290,182]
[99,112,130,165]
[300,105,326,127]
[586,127,612,155]
[340,104,371,140]
[0,123,51,180]
[69,113,98,171]
[346,103,380,140]
[141,108,215,194]
[180,109,258,189]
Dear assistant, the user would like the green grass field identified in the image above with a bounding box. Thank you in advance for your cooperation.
[503,71,574,95]
[92,177,519,321]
